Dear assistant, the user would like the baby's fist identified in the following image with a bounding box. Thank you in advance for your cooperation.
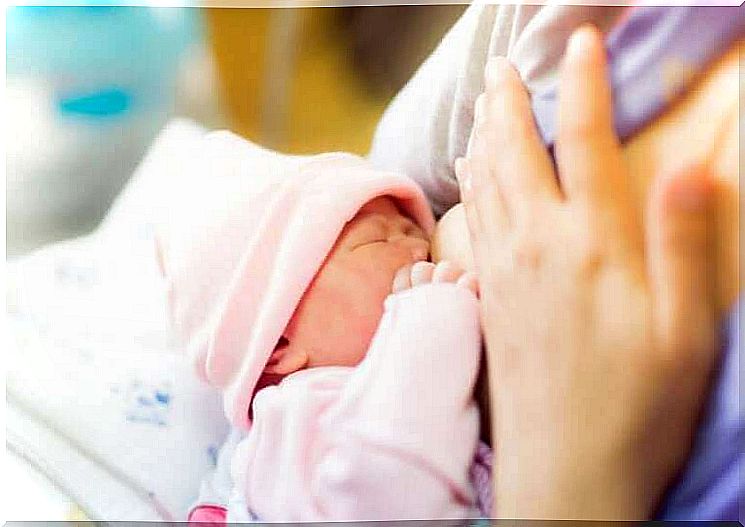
[392,261,479,296]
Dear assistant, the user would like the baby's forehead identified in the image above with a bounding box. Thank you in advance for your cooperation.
[354,196,404,219]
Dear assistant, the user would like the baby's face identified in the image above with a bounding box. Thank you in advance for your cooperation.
[266,197,430,376]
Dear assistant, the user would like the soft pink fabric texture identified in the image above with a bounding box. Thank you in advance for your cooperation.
[231,283,483,521]
[156,131,436,428]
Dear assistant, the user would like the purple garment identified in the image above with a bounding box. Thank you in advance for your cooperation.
[658,300,743,521]
[470,441,494,517]
[531,5,745,145]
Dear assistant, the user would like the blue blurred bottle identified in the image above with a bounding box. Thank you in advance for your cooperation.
[7,5,200,254]
[7,5,198,120]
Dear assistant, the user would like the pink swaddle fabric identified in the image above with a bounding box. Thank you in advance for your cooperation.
[229,284,483,521]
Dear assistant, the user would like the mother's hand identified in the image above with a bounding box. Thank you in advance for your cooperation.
[457,26,718,519]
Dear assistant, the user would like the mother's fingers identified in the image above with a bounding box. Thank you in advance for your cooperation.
[556,26,621,202]
[461,106,510,238]
[456,156,506,262]
[481,57,561,221]
[556,26,640,252]
[648,165,717,364]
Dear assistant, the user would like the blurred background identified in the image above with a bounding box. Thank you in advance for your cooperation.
[6,5,466,257]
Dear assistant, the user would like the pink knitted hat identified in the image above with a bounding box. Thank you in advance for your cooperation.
[156,130,435,429]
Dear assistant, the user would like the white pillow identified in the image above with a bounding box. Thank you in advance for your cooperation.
[7,119,231,521]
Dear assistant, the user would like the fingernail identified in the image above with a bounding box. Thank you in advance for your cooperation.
[454,157,465,181]
[455,157,466,184]
[486,56,512,86]
[567,25,598,62]
[462,174,472,197]
[474,93,488,125]
[456,159,473,198]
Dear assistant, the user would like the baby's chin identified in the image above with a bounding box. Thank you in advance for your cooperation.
[431,203,474,271]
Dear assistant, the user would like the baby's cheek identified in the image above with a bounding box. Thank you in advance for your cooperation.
[336,275,392,366]
[320,313,379,368]
[307,280,384,367]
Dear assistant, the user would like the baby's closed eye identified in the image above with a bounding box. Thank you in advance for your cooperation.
[347,220,391,250]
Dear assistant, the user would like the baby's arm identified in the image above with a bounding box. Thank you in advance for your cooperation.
[238,264,483,521]
[313,265,483,519]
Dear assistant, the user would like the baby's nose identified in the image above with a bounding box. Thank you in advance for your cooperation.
[399,237,429,262]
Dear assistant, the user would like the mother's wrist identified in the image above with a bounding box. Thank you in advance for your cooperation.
[492,450,651,520]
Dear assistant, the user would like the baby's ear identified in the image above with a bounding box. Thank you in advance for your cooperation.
[264,337,309,375]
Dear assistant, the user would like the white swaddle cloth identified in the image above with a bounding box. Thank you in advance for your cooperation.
[6,120,232,521]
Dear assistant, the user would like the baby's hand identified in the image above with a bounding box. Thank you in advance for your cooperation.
[391,261,478,296]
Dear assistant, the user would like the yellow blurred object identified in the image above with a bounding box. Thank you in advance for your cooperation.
[64,504,90,522]
[206,8,388,155]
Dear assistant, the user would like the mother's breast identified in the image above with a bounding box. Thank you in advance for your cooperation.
[431,203,474,271]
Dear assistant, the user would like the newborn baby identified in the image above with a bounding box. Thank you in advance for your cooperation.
[155,131,489,522]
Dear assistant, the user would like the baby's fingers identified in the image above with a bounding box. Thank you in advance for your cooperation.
[456,272,480,297]
[411,261,436,286]
[432,261,479,296]
[392,261,436,292]
[392,265,413,293]
[431,261,462,283]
